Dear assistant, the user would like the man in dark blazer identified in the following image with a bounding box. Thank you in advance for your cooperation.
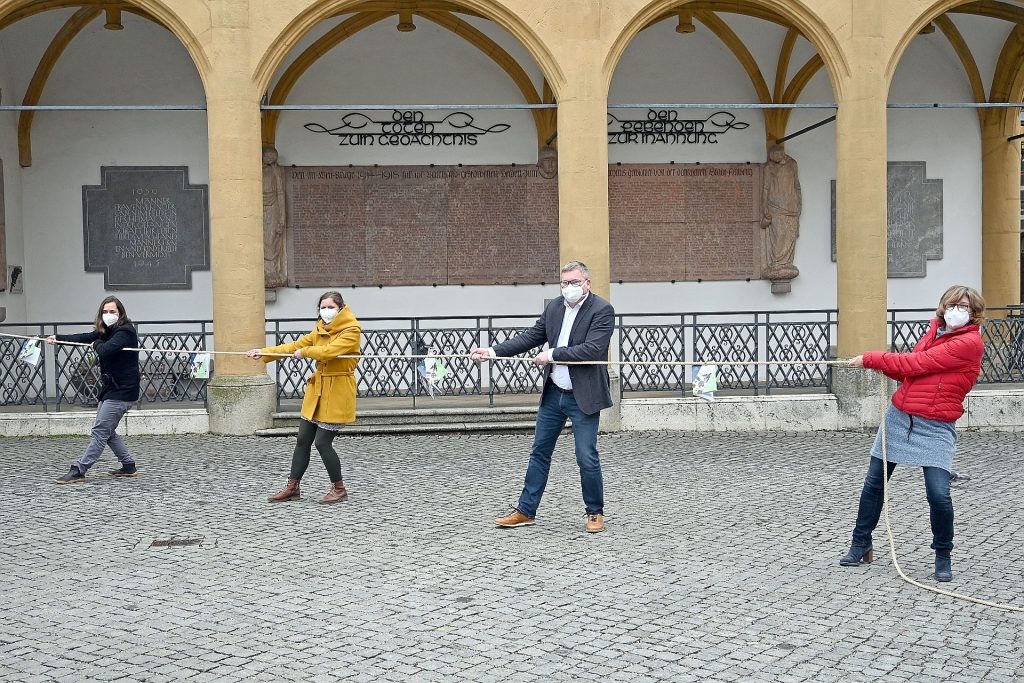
[470,261,614,533]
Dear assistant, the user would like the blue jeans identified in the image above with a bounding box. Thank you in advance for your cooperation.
[75,399,135,474]
[850,456,953,553]
[516,381,603,517]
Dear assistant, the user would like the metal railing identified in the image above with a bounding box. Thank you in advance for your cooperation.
[3,308,1022,412]
[268,315,544,409]
[616,310,837,396]
[0,320,212,411]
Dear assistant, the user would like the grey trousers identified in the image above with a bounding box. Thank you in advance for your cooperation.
[75,399,135,474]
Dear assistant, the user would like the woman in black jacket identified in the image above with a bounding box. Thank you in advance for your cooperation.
[47,296,141,484]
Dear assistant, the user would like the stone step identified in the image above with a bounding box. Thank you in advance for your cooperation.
[255,420,548,437]
[270,406,538,427]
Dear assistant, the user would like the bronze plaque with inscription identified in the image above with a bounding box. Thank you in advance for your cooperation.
[286,163,761,287]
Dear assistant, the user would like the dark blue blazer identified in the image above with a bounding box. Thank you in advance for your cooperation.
[493,293,614,415]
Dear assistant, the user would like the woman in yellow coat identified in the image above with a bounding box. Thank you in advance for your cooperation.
[247,291,361,504]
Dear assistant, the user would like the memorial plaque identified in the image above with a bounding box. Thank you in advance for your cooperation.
[609,164,763,282]
[82,167,209,289]
[830,161,943,278]
[287,163,762,287]
[287,166,558,286]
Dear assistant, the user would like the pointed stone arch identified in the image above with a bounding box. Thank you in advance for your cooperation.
[605,0,847,101]
[0,0,211,167]
[253,0,565,105]
[260,8,555,148]
[0,0,211,83]
[621,3,838,145]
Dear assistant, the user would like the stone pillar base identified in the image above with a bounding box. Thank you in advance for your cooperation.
[832,366,893,432]
[600,369,622,433]
[208,374,276,435]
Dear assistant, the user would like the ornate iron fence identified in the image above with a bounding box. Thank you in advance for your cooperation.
[3,308,1022,412]
[0,320,211,410]
[617,310,837,395]
[268,316,544,408]
[0,324,49,408]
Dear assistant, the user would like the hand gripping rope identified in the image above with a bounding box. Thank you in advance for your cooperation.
[2,330,1021,612]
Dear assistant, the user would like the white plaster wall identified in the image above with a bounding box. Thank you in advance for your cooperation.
[272,16,540,167]
[0,33,26,322]
[0,9,997,327]
[1,12,209,324]
[607,16,837,314]
[887,31,983,310]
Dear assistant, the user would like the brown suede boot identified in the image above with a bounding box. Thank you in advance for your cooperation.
[319,480,348,504]
[268,477,300,502]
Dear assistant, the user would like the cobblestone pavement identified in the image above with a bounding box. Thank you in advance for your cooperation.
[1,430,1023,682]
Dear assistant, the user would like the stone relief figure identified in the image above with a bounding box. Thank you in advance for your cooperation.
[537,145,558,179]
[761,145,802,284]
[263,146,288,289]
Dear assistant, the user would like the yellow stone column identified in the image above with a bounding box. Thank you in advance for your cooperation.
[833,60,891,429]
[557,77,610,300]
[205,0,276,434]
[555,67,620,430]
[835,85,888,357]
[981,111,1023,311]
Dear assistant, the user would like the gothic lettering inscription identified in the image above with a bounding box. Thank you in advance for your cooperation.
[304,110,510,148]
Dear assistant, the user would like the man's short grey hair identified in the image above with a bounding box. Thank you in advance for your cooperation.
[561,261,590,279]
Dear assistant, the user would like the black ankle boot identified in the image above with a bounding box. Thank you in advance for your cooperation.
[839,546,873,566]
[935,553,952,582]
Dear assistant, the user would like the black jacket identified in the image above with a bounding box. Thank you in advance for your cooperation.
[58,324,141,402]
[493,293,614,415]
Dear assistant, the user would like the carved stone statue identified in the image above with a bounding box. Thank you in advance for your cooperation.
[537,145,557,179]
[761,145,801,287]
[263,146,288,289]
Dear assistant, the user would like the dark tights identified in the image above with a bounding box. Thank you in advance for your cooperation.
[291,419,342,482]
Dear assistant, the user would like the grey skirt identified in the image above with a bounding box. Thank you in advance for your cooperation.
[301,416,347,432]
[871,404,957,472]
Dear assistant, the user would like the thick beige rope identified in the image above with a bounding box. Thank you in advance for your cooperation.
[0,332,848,365]
[877,373,1024,612]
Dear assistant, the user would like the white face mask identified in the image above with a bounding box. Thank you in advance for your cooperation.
[102,313,119,327]
[561,284,585,304]
[320,307,339,324]
[944,306,970,330]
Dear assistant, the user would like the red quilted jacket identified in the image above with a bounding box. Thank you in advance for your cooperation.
[863,319,984,422]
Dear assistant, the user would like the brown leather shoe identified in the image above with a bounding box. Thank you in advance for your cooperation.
[495,508,535,528]
[319,480,348,504]
[268,477,300,502]
[585,513,605,533]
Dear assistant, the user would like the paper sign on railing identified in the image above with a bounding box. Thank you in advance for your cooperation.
[417,348,448,397]
[190,353,211,379]
[692,363,717,401]
[18,339,42,367]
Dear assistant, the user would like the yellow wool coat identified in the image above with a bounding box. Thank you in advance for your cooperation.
[262,306,362,423]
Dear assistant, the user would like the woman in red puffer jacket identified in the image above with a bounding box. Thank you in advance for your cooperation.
[839,285,985,583]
